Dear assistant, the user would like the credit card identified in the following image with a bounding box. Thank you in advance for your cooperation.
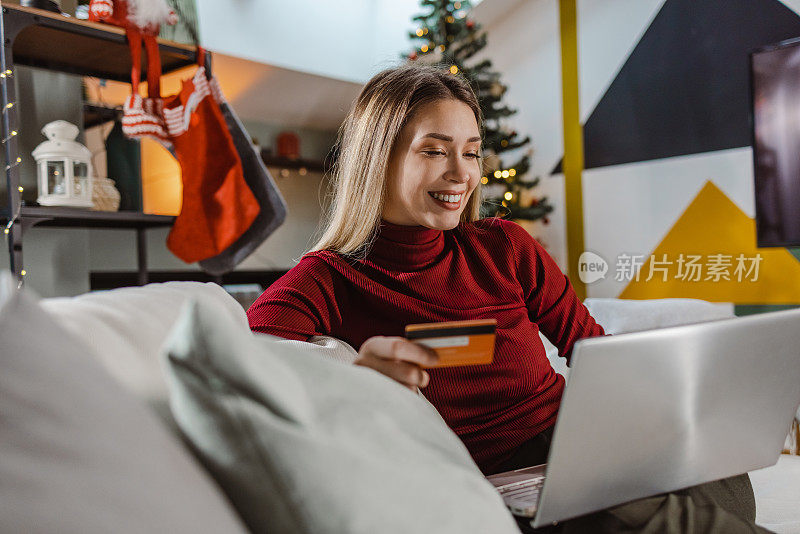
[405,318,497,368]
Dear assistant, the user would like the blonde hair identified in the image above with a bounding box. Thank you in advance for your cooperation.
[307,63,485,259]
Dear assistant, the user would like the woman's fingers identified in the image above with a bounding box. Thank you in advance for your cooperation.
[360,336,439,367]
[358,355,430,390]
[356,336,438,390]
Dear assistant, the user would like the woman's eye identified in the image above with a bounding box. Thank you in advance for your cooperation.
[423,151,480,158]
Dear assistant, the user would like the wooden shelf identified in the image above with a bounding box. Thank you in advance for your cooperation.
[3,4,197,81]
[260,150,335,175]
[2,205,174,229]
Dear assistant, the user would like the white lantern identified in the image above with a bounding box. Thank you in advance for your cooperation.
[32,120,94,208]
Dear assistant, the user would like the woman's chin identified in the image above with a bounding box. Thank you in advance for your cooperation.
[422,211,462,230]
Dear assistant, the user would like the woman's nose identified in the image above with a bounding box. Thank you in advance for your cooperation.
[447,154,472,183]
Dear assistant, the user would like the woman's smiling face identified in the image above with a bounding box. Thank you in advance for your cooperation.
[383,98,482,229]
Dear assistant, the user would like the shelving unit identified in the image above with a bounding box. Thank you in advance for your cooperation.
[0,3,197,285]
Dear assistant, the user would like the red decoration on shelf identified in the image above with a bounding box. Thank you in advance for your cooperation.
[276,131,300,160]
[409,51,418,61]
[466,19,475,29]
[88,0,177,35]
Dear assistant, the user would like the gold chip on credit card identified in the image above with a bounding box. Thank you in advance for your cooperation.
[405,318,497,368]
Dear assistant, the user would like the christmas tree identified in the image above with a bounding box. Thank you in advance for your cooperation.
[403,0,553,223]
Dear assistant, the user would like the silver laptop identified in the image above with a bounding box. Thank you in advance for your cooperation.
[487,307,800,529]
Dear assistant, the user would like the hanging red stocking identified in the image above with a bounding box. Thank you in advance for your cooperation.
[163,61,261,262]
[92,1,261,263]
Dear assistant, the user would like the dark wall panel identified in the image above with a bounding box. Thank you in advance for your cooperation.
[552,0,800,174]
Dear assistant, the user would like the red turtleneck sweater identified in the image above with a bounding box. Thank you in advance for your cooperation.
[246,217,606,474]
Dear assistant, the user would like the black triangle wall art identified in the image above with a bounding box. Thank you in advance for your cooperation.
[552,0,800,174]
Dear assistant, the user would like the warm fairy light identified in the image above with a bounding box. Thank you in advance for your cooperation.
[501,200,508,207]
[446,16,454,23]
[509,168,516,177]
[416,28,424,36]
[5,102,13,109]
[501,139,508,147]
[493,170,502,178]
[423,28,428,34]
[480,176,488,184]
[504,191,513,201]
[17,186,23,192]
[438,44,445,52]
[20,270,26,276]
[421,45,429,52]
[298,167,307,176]
[455,2,461,8]
[450,65,458,74]
[501,170,509,178]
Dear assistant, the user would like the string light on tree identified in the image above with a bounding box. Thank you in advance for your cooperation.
[404,0,553,222]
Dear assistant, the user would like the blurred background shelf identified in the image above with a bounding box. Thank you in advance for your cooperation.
[1,3,198,284]
[1,206,175,229]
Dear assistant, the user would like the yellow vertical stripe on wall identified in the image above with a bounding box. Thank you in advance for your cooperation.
[559,0,586,299]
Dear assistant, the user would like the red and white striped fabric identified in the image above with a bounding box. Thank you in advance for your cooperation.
[122,67,227,147]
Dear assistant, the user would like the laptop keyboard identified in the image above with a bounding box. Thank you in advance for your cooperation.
[498,476,545,516]
[498,477,544,498]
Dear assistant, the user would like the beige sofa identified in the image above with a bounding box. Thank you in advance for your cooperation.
[2,274,798,533]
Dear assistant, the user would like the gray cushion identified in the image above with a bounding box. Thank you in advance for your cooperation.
[163,297,520,534]
[0,271,247,534]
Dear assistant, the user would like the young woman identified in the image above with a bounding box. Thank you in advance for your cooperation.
[247,64,765,533]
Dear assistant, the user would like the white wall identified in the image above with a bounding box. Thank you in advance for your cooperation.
[472,0,670,274]
[472,0,568,268]
[196,0,422,83]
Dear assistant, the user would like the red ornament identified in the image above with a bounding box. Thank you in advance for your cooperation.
[409,51,418,61]
[466,19,475,29]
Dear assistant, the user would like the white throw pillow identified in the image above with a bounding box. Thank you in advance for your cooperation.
[40,281,248,408]
[0,271,247,534]
[542,297,736,379]
[583,297,734,335]
[162,298,520,534]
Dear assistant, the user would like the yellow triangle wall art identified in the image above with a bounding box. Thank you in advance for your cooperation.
[618,181,800,304]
